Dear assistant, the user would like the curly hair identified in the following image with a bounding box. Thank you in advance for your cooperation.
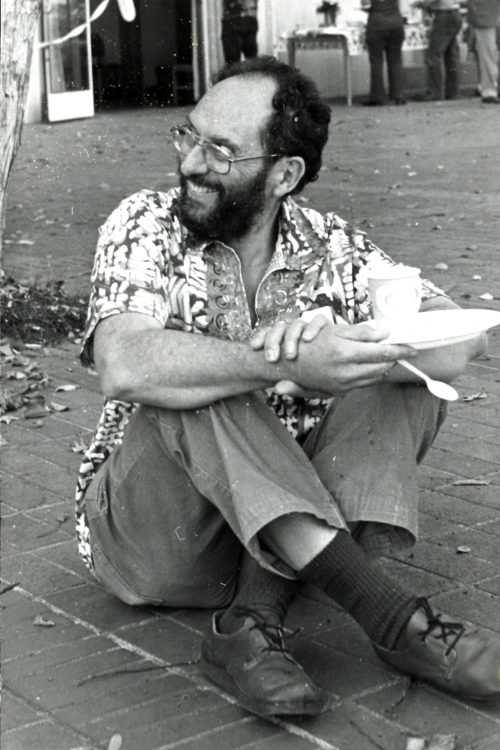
[213,56,331,194]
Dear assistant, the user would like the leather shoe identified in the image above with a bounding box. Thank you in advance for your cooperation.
[373,598,500,698]
[200,608,331,716]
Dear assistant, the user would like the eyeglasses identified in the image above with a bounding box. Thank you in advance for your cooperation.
[171,124,278,175]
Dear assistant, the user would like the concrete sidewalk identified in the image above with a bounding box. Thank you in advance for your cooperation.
[2,96,500,750]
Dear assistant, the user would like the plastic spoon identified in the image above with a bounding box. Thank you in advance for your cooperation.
[397,359,459,401]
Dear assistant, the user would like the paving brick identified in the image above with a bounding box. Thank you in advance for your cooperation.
[436,527,500,568]
[422,447,499,480]
[2,511,62,552]
[298,701,412,750]
[396,539,497,583]
[5,646,147,710]
[1,689,44,731]
[37,538,90,578]
[71,682,248,745]
[439,482,500,511]
[1,550,85,597]
[361,683,500,746]
[477,575,500,596]
[2,719,91,750]
[2,451,75,496]
[0,472,66,510]
[21,437,88,470]
[1,591,93,661]
[160,716,281,750]
[48,583,159,631]
[291,637,393,699]
[83,697,249,750]
[419,489,499,525]
[118,616,202,664]
[432,586,500,632]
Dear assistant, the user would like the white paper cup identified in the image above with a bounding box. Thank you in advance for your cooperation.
[367,264,422,324]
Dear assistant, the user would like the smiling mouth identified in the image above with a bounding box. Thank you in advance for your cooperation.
[187,180,218,195]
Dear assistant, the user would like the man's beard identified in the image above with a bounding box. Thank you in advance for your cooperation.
[178,166,270,243]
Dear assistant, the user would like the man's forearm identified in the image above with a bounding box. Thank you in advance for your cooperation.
[94,316,286,409]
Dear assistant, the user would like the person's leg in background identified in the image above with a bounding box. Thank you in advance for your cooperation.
[365,28,387,104]
[474,27,499,101]
[221,19,243,65]
[236,15,258,59]
[426,12,450,99]
[385,25,406,103]
[443,11,462,99]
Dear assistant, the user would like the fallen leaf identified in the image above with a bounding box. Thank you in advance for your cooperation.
[33,615,55,627]
[472,275,482,280]
[462,390,488,402]
[479,292,494,300]
[0,414,19,424]
[108,735,123,750]
[427,734,456,750]
[406,739,426,750]
[434,262,449,270]
[55,384,80,392]
[71,438,89,453]
[49,401,69,412]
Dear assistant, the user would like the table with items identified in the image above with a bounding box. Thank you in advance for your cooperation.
[280,21,434,106]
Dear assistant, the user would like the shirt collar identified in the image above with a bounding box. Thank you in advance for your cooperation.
[176,190,327,270]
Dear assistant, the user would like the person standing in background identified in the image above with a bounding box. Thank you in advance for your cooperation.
[467,0,500,102]
[222,0,259,65]
[414,0,463,100]
[362,0,407,105]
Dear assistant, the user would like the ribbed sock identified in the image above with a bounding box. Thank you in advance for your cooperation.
[298,530,417,649]
[219,566,298,634]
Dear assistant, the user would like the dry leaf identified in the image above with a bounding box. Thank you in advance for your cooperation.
[33,614,55,627]
[406,739,426,750]
[107,735,123,750]
[428,735,456,750]
[462,390,488,402]
[55,384,80,392]
[71,438,89,453]
[0,415,19,424]
[49,401,69,412]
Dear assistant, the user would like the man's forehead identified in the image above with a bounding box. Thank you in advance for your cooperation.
[190,75,277,143]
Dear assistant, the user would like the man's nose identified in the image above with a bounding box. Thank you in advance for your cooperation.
[179,144,209,176]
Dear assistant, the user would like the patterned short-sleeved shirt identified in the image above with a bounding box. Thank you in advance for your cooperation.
[75,187,444,571]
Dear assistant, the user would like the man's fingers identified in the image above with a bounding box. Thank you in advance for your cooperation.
[301,314,329,342]
[283,319,308,359]
[263,321,287,362]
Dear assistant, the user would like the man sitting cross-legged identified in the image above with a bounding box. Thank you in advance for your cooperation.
[75,56,500,717]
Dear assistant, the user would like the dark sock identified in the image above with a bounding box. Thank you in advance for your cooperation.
[298,530,417,649]
[219,565,298,634]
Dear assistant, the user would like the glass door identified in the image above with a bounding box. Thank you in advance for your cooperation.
[42,0,94,121]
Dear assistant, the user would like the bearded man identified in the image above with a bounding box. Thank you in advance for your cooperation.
[76,56,500,718]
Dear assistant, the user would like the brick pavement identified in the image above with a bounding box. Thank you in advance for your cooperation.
[2,98,500,750]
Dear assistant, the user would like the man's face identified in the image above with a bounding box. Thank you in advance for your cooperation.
[177,76,278,242]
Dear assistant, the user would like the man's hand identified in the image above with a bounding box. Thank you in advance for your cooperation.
[250,313,331,362]
[252,319,417,397]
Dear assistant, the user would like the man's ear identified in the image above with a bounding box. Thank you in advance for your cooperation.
[272,156,306,198]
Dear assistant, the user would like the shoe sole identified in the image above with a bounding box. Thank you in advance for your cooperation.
[200,658,331,717]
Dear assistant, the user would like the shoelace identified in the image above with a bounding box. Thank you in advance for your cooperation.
[232,604,299,664]
[416,597,466,656]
